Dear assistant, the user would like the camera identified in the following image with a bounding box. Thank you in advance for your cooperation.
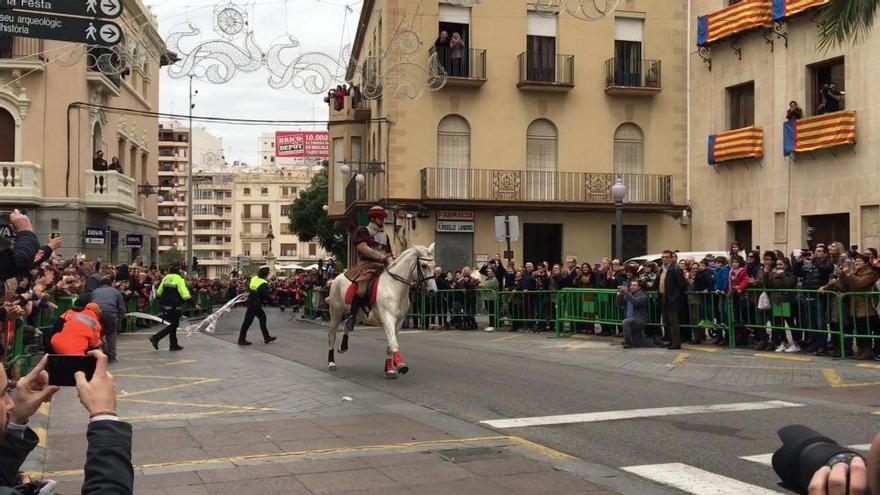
[772,425,872,494]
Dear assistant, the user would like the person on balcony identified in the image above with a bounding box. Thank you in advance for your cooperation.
[92,151,108,171]
[109,156,123,174]
[786,101,803,122]
[450,32,466,77]
[434,31,450,74]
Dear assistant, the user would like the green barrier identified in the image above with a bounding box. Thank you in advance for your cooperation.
[303,288,330,321]
[836,291,880,358]
[498,290,556,331]
[413,289,498,330]
[740,289,838,352]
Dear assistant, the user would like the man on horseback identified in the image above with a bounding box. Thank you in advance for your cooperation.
[345,205,393,332]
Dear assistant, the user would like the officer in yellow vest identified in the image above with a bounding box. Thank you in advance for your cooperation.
[150,263,199,352]
[238,267,278,345]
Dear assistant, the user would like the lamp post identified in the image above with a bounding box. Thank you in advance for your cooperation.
[186,75,198,275]
[611,176,627,261]
[266,223,276,276]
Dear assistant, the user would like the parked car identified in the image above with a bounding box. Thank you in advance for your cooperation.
[626,251,730,266]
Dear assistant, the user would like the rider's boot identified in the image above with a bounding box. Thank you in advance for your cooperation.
[345,293,363,333]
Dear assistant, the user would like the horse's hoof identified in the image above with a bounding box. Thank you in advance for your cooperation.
[338,346,347,354]
[396,363,409,375]
[328,362,337,371]
[385,370,398,379]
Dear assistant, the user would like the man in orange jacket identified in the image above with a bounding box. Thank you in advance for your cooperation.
[50,297,103,355]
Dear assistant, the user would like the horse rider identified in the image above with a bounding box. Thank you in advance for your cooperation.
[238,266,278,346]
[346,205,394,332]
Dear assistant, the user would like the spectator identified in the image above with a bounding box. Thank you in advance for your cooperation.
[794,246,835,355]
[482,267,499,331]
[659,250,687,349]
[728,255,750,346]
[786,101,803,121]
[449,32,465,76]
[50,297,103,355]
[767,257,798,353]
[90,277,126,363]
[712,256,731,345]
[434,30,450,72]
[819,82,842,114]
[823,254,879,360]
[92,150,108,171]
[109,157,123,173]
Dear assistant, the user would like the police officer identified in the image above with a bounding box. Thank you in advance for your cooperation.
[149,264,198,351]
[238,267,278,346]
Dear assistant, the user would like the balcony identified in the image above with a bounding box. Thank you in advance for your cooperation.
[345,169,386,209]
[329,95,371,122]
[86,47,123,97]
[85,171,136,212]
[240,232,270,240]
[420,168,673,208]
[605,59,662,96]
[517,53,574,91]
[433,47,487,88]
[0,37,45,71]
[0,162,43,205]
[241,214,270,222]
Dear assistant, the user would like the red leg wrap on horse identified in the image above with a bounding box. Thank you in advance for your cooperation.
[385,358,393,373]
[392,351,402,367]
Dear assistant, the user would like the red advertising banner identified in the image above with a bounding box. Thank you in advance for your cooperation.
[275,131,329,158]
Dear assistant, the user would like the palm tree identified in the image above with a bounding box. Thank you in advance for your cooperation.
[817,0,880,49]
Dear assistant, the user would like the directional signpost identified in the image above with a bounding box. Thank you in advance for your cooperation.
[0,0,124,47]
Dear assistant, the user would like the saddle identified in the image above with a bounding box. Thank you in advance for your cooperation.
[343,262,386,283]
[345,279,379,307]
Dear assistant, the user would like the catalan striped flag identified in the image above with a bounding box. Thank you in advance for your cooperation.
[772,0,832,21]
[783,110,856,155]
[697,0,773,46]
[708,126,764,165]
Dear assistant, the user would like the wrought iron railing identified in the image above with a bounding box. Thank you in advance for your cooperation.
[432,47,486,79]
[518,52,574,86]
[605,58,662,89]
[345,170,386,208]
[420,168,672,205]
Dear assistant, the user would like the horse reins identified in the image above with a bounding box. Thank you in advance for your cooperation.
[386,256,436,290]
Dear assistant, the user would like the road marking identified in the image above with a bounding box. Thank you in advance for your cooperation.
[856,363,880,370]
[688,363,818,371]
[491,334,520,343]
[118,378,220,398]
[32,427,47,448]
[754,352,812,362]
[672,352,690,366]
[622,463,781,494]
[741,444,871,467]
[822,368,880,388]
[399,330,426,334]
[36,403,49,417]
[681,344,718,353]
[479,400,804,429]
[507,436,575,460]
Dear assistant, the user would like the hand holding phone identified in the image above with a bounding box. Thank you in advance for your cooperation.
[47,354,96,387]
[9,355,59,425]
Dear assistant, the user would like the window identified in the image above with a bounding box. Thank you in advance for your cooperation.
[271,156,275,163]
[0,108,14,161]
[728,82,755,130]
[309,243,317,256]
[526,12,557,82]
[261,243,270,256]
[526,119,557,201]
[613,123,644,176]
[280,223,292,234]
[280,243,297,257]
[261,204,269,218]
[809,57,845,116]
[333,137,345,202]
[281,205,291,216]
[437,5,471,77]
[613,18,644,86]
[260,187,268,196]
[243,187,251,196]
[437,115,470,198]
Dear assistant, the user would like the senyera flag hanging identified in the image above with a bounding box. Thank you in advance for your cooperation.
[708,126,764,165]
[784,111,856,156]
[697,0,773,46]
[772,0,832,21]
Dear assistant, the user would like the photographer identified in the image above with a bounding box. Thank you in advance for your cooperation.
[0,351,133,494]
[0,210,40,281]
[819,83,843,114]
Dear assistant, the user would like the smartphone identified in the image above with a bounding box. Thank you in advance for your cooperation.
[47,354,96,387]
[50,232,61,239]
[0,211,10,224]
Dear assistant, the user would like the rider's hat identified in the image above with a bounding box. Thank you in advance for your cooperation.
[367,205,386,219]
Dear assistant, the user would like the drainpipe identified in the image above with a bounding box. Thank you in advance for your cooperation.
[686,0,693,248]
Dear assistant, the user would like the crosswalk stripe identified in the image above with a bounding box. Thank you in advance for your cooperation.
[622,462,782,494]
[479,400,803,429]
[740,444,872,467]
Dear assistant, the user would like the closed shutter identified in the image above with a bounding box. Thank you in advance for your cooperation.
[526,119,557,201]
[613,123,644,175]
[437,115,470,198]
[434,232,473,272]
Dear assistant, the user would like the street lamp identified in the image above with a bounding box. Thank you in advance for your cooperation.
[355,173,365,185]
[266,223,276,275]
[611,176,627,261]
[339,163,351,174]
[186,75,198,275]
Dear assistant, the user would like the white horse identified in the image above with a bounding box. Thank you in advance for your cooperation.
[326,244,438,379]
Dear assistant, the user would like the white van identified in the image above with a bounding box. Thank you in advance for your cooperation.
[625,251,730,266]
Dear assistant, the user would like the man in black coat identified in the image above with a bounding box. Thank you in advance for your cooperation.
[0,210,40,280]
[658,250,687,349]
[0,351,133,494]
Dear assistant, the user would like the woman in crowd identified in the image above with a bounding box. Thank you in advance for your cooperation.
[823,254,879,360]
[767,257,798,353]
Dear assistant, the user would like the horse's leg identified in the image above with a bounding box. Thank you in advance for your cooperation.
[393,318,408,375]
[381,310,408,376]
[327,287,342,371]
[378,309,399,379]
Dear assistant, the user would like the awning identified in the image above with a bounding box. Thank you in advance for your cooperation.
[784,110,855,155]
[772,0,832,21]
[708,126,764,164]
[697,0,772,46]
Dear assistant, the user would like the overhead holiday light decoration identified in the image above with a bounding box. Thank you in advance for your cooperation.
[534,0,619,20]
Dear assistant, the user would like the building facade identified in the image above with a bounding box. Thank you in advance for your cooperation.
[328,0,690,269]
[0,0,167,263]
[157,122,232,277]
[689,0,874,253]
[232,168,328,270]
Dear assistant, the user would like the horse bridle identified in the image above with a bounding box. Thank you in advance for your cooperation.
[387,256,436,290]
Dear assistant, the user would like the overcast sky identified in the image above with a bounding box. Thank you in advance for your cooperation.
[145,0,361,165]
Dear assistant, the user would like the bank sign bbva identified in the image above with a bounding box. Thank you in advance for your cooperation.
[85,228,105,245]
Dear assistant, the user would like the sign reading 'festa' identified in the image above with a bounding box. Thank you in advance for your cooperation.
[275,131,329,159]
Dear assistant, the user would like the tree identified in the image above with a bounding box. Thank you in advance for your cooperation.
[160,246,184,267]
[289,162,349,265]
[817,0,880,49]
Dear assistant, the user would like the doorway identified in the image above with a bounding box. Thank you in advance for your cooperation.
[611,225,648,262]
[727,220,753,252]
[523,223,562,265]
[804,213,850,248]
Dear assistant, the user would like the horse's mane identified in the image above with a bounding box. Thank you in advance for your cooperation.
[388,245,432,269]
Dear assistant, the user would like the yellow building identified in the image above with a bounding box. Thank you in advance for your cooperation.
[328,0,690,268]
[689,0,873,252]
[0,1,168,262]
[232,168,328,270]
